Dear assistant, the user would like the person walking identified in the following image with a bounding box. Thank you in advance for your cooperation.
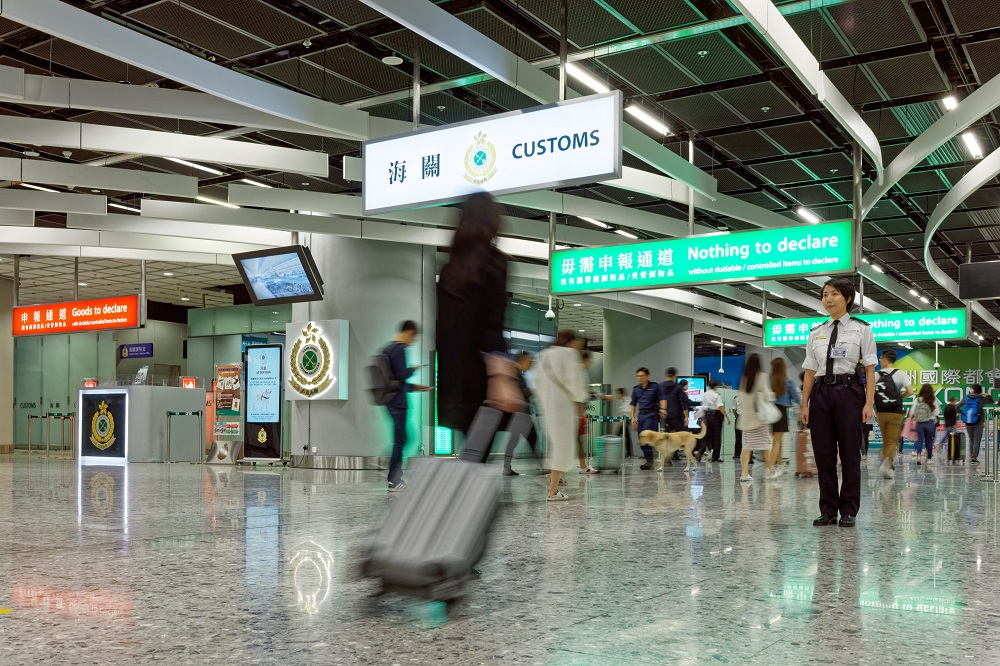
[964,384,995,465]
[736,354,775,483]
[436,192,520,448]
[535,331,589,500]
[732,393,744,460]
[767,358,799,479]
[698,379,731,462]
[801,277,877,528]
[943,396,959,459]
[382,321,431,492]
[910,383,940,465]
[631,367,663,470]
[874,349,913,480]
[503,352,540,476]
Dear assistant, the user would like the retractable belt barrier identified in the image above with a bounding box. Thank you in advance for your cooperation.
[165,410,204,464]
[26,413,76,459]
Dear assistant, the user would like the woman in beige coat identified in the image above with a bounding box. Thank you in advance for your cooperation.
[736,353,775,483]
[535,330,590,501]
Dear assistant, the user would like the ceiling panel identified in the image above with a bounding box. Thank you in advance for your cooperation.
[865,52,949,99]
[784,183,841,205]
[827,0,924,54]
[731,191,785,210]
[786,10,852,60]
[713,130,785,160]
[659,33,761,84]
[598,46,696,95]
[467,80,542,112]
[181,0,322,46]
[254,59,373,103]
[24,39,159,85]
[711,168,753,193]
[899,171,947,193]
[126,2,270,60]
[963,38,1000,86]
[513,0,636,49]
[660,93,745,131]
[457,7,554,61]
[751,160,814,185]
[601,0,705,33]
[714,81,801,123]
[944,0,1000,35]
[296,0,383,27]
[825,65,884,105]
[761,121,834,153]
[375,32,477,78]
[796,152,853,178]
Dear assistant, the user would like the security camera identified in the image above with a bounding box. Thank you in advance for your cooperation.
[544,309,556,321]
[62,150,73,158]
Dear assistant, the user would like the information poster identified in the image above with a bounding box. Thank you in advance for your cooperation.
[243,345,282,460]
[78,390,128,460]
[215,364,242,417]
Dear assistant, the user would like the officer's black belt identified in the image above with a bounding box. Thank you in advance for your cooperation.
[816,374,860,385]
[639,409,658,414]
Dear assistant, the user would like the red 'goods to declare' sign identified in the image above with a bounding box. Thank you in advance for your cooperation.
[12,295,140,336]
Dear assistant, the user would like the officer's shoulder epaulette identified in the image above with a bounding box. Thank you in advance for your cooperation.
[810,322,825,331]
[854,318,871,327]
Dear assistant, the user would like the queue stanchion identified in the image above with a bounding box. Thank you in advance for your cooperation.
[981,407,996,482]
[165,410,204,464]
[26,414,46,457]
[45,413,74,459]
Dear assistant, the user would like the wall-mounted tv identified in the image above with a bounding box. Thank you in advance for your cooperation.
[232,245,325,306]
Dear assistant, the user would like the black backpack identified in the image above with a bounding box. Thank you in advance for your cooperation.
[365,345,401,406]
[874,369,902,412]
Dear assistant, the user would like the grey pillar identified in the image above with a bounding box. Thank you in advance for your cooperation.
[603,309,693,392]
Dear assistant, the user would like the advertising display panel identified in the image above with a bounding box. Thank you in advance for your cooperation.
[764,309,969,347]
[550,221,854,296]
[678,376,707,430]
[13,295,140,336]
[243,344,282,460]
[78,389,128,462]
[214,364,242,417]
[363,92,622,214]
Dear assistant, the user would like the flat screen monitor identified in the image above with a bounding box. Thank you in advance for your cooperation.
[678,376,707,430]
[232,245,324,306]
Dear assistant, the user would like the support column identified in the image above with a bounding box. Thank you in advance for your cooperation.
[603,309,693,392]
[290,236,436,462]
[0,277,12,449]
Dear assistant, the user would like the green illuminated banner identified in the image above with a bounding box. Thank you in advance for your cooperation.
[550,220,854,295]
[764,309,970,347]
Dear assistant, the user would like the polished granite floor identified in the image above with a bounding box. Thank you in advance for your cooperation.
[0,450,997,665]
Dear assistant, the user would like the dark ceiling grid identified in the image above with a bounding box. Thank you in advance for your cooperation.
[125,2,272,60]
[180,0,323,47]
[254,58,374,103]
[22,38,160,84]
[962,38,1000,86]
[826,0,927,55]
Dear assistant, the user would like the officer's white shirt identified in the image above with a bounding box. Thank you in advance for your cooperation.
[803,313,878,376]
[702,389,722,411]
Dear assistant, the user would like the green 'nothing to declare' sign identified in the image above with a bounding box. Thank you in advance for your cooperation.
[764,309,970,347]
[550,220,854,295]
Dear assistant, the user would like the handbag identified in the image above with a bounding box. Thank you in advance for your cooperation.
[755,392,782,425]
[485,354,527,413]
[901,417,918,441]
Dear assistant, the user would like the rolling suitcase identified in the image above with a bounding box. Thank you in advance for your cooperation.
[948,431,965,463]
[795,428,817,477]
[595,435,623,473]
[363,407,528,602]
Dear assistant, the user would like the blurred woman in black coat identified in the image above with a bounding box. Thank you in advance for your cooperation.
[436,192,509,432]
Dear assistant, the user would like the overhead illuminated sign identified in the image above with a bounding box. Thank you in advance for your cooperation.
[550,221,854,295]
[362,92,622,214]
[13,295,140,336]
[764,309,970,347]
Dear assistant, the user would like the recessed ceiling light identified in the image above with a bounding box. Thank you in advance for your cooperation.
[436,105,447,111]
[382,55,403,66]
[573,303,581,307]
[697,50,709,57]
[196,195,240,209]
[579,329,585,333]
[91,189,101,194]
[760,106,771,112]
[272,311,279,315]
[579,216,610,229]
[301,182,310,186]
[962,131,984,159]
[180,297,190,301]
[241,178,272,188]
[909,288,918,296]
[919,295,930,303]
[566,62,611,94]
[23,150,39,157]
[796,207,821,224]
[166,157,224,176]
[108,202,141,213]
[614,229,639,239]
[163,272,174,276]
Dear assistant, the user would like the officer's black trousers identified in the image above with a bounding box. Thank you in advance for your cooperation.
[810,381,864,517]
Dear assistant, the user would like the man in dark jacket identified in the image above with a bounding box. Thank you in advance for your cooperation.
[383,321,429,492]
[659,367,688,432]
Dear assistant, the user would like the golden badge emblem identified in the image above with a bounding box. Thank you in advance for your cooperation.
[90,400,116,451]
[257,427,268,444]
[463,131,498,185]
[289,323,333,398]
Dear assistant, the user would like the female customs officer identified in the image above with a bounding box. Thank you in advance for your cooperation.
[800,277,877,527]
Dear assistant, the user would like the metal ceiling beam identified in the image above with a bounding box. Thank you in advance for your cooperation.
[861,71,1000,218]
[0,156,197,198]
[67,213,292,246]
[922,147,1000,335]
[355,0,718,199]
[0,66,357,140]
[728,0,883,183]
[0,188,106,214]
[0,115,328,176]
[0,0,371,140]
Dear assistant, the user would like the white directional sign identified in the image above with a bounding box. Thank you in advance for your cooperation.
[362,92,622,215]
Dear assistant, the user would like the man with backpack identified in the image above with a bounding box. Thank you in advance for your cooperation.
[874,349,913,480]
[376,321,431,492]
[964,384,995,465]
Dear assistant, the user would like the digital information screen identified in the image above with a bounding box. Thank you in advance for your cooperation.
[240,252,317,302]
[678,376,706,430]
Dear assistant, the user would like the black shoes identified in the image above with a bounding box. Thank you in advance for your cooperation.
[503,469,519,476]
[813,514,838,526]
[640,460,654,470]
[839,515,856,527]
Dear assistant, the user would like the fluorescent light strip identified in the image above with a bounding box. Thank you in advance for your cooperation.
[20,183,58,193]
[943,96,957,110]
[579,216,610,229]
[167,157,225,176]
[241,178,272,188]
[909,289,918,296]
[614,229,638,239]
[566,62,611,93]
[962,131,984,159]
[919,295,930,304]
[196,195,240,209]
[796,207,821,224]
[872,264,884,273]
[108,202,140,213]
[625,105,671,136]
